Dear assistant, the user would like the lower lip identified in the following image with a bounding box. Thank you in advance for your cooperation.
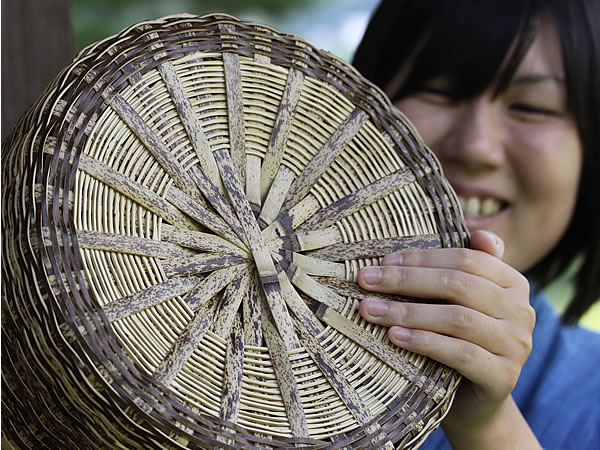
[463,208,507,230]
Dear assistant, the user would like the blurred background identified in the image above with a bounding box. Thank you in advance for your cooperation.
[2,0,378,136]
[2,0,598,330]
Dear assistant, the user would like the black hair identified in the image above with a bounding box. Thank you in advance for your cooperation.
[353,0,600,322]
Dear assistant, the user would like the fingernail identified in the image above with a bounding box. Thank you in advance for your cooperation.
[485,230,501,247]
[361,267,382,285]
[382,252,403,266]
[365,299,388,317]
[389,326,411,343]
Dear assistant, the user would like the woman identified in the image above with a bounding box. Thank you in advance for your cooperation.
[352,0,600,448]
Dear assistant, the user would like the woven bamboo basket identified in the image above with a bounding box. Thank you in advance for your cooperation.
[1,13,469,449]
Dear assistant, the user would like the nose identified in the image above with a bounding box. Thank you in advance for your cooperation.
[436,98,506,173]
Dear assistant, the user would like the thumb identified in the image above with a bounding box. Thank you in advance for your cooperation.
[470,230,505,260]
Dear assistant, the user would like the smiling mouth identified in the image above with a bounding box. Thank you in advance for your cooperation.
[458,195,506,219]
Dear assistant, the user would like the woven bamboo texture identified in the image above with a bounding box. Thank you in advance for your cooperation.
[1,13,469,449]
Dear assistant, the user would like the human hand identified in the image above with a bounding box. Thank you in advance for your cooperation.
[357,230,537,447]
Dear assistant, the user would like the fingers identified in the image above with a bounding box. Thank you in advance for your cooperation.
[378,233,518,290]
[359,297,533,399]
[359,298,505,354]
[358,264,513,318]
[470,230,504,259]
[385,326,515,396]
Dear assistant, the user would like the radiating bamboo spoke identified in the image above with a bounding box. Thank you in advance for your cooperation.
[157,61,224,193]
[259,293,309,438]
[165,186,245,246]
[154,294,220,386]
[307,234,443,261]
[295,320,374,426]
[160,224,249,257]
[77,230,192,259]
[212,269,251,337]
[222,50,246,183]
[184,263,250,312]
[161,253,247,278]
[220,316,244,423]
[260,68,304,201]
[282,108,368,212]
[103,277,203,322]
[299,168,416,231]
[78,153,197,230]
[104,90,208,208]
[287,267,347,312]
[315,305,447,400]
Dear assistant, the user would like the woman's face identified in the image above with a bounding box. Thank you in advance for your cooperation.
[391,19,582,272]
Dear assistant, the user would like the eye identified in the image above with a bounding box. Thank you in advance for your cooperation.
[415,85,453,104]
[510,103,558,118]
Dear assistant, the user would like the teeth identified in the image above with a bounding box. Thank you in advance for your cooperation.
[458,196,502,218]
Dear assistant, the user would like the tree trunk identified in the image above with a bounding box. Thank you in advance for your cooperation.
[1,0,73,139]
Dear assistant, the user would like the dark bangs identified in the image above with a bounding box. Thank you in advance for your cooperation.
[353,0,542,103]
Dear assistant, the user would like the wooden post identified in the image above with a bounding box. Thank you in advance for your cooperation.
[1,0,73,139]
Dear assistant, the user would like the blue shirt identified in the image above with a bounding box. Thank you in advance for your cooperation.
[421,290,600,450]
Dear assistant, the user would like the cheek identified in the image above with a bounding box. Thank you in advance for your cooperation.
[509,127,581,267]
[394,100,452,145]
[514,127,581,207]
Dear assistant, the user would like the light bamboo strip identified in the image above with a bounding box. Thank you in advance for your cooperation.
[77,230,191,259]
[261,195,321,241]
[260,68,304,201]
[307,234,443,261]
[103,277,202,322]
[160,224,249,257]
[282,108,368,212]
[259,294,310,438]
[289,268,346,312]
[78,153,196,230]
[156,60,224,193]
[160,253,246,278]
[212,269,251,337]
[259,165,295,227]
[299,168,416,231]
[220,316,244,424]
[267,227,344,253]
[154,294,219,386]
[222,51,246,183]
[291,252,346,278]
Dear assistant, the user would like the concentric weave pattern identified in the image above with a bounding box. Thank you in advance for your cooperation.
[1,14,468,448]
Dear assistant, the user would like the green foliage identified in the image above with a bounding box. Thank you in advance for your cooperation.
[72,0,317,51]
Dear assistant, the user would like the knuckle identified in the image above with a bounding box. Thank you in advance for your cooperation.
[441,270,468,297]
[448,306,473,330]
[394,302,410,323]
[391,267,408,289]
[525,304,536,331]
[455,342,478,366]
[454,248,478,272]
[501,362,522,391]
